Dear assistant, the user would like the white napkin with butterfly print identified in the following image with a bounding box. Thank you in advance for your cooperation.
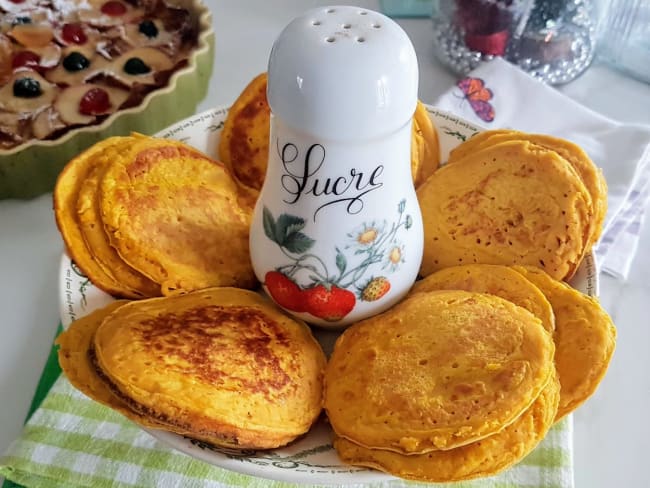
[433,58,650,280]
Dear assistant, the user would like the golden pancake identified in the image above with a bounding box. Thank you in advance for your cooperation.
[410,264,555,333]
[218,72,270,191]
[449,130,607,248]
[77,163,160,298]
[53,137,139,298]
[411,100,441,188]
[324,290,555,453]
[99,136,257,295]
[93,287,327,449]
[512,266,617,420]
[334,373,560,482]
[417,140,593,280]
[55,300,164,428]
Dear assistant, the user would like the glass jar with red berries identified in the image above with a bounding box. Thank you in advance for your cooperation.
[431,0,599,84]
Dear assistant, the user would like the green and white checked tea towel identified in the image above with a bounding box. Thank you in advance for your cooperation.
[1,366,574,488]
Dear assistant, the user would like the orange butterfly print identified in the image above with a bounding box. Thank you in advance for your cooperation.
[456,77,495,123]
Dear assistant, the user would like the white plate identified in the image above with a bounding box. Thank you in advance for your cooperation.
[58,105,597,485]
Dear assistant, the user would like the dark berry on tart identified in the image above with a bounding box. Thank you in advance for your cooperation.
[138,19,158,38]
[106,47,173,87]
[12,17,32,26]
[13,76,43,98]
[124,56,151,74]
[120,19,176,52]
[46,45,107,85]
[62,51,91,71]
[0,70,57,113]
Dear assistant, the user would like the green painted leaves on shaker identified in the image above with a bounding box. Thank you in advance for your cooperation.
[263,207,315,254]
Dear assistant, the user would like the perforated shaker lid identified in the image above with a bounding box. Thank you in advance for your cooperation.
[267,6,418,141]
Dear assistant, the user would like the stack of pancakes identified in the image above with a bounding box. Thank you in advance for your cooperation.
[217,72,440,192]
[56,287,327,449]
[325,264,615,482]
[417,130,607,281]
[54,134,258,298]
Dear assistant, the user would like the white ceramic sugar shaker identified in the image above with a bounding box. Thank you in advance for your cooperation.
[249,5,423,328]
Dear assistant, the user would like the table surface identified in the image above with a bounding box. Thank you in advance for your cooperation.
[1,1,649,487]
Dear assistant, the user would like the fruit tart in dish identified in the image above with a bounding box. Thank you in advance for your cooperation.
[0,0,213,199]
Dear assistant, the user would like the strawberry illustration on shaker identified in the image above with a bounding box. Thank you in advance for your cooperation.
[249,6,423,327]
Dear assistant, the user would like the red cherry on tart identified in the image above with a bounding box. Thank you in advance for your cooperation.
[79,87,110,115]
[54,84,129,124]
[79,0,143,27]
[11,50,40,69]
[61,23,88,45]
[100,0,127,16]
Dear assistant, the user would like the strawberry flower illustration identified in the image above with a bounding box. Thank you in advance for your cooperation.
[262,199,413,321]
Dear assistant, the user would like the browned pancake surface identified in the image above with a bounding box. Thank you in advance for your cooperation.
[218,72,270,191]
[93,288,326,449]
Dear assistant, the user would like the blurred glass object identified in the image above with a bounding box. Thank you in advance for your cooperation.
[597,0,650,84]
[381,0,434,17]
[431,0,599,84]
